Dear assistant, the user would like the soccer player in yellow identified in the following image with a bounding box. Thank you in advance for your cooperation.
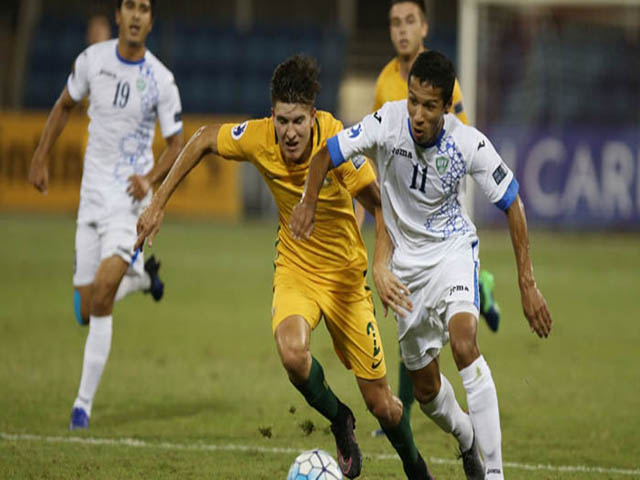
[135,55,435,480]
[363,0,502,439]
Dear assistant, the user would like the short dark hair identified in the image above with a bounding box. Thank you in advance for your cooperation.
[116,0,156,17]
[408,50,456,105]
[390,0,426,17]
[270,54,321,107]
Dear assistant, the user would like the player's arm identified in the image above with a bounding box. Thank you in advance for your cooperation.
[134,124,220,250]
[292,109,383,239]
[127,130,185,200]
[290,145,332,240]
[28,87,78,193]
[371,198,412,318]
[506,194,553,338]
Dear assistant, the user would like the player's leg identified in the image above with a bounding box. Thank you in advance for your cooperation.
[409,357,476,462]
[449,311,503,479]
[357,376,434,480]
[113,253,164,302]
[74,284,93,325]
[274,315,342,420]
[372,356,414,438]
[322,293,434,479]
[71,255,128,429]
[274,314,363,478]
[478,269,501,332]
[72,222,101,326]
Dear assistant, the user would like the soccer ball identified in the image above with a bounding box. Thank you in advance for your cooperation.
[287,449,344,480]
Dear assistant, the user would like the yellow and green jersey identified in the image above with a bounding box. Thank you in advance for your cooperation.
[217,111,376,295]
[373,57,469,124]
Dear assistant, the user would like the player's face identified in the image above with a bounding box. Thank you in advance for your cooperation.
[116,0,153,47]
[272,102,317,163]
[389,2,428,58]
[407,76,451,145]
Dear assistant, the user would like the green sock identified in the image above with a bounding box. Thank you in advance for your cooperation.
[380,408,419,467]
[292,357,339,423]
[398,361,415,413]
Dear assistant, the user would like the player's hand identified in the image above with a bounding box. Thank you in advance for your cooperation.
[135,202,164,251]
[520,282,552,338]
[373,263,412,318]
[127,174,151,200]
[28,155,49,194]
[290,199,316,240]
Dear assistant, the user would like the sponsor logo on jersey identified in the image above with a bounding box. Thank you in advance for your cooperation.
[348,123,362,138]
[174,111,182,123]
[477,140,486,150]
[351,155,366,170]
[392,147,413,159]
[436,156,449,175]
[231,121,248,140]
[492,164,507,185]
[99,68,116,79]
[449,285,470,296]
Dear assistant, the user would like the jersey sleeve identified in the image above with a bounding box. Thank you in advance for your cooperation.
[333,155,377,198]
[217,119,265,162]
[67,48,90,102]
[469,130,519,211]
[450,79,469,125]
[326,106,386,169]
[157,73,183,138]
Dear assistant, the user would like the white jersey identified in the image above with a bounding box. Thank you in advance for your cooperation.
[327,100,518,289]
[67,39,183,220]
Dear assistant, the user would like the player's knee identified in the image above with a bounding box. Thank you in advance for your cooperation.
[367,395,398,425]
[90,279,118,314]
[413,374,441,404]
[279,344,310,382]
[361,382,402,425]
[450,336,480,370]
[73,291,89,326]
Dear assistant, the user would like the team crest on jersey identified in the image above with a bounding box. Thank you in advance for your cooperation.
[348,123,363,138]
[351,155,366,170]
[232,121,248,140]
[436,156,449,175]
[136,77,147,92]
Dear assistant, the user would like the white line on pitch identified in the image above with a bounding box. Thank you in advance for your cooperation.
[1,432,638,477]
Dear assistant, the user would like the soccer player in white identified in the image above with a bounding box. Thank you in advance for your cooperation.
[291,51,553,479]
[28,0,184,430]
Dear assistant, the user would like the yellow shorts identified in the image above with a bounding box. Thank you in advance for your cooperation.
[272,267,386,380]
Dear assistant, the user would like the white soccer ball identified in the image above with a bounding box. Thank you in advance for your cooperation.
[287,449,344,480]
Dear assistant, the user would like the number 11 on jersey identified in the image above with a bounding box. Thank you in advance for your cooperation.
[410,163,427,193]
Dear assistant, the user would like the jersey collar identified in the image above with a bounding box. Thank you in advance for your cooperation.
[115,44,146,66]
[407,118,445,149]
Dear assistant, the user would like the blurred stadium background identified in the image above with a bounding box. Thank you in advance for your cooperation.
[1,0,639,227]
[1,1,639,479]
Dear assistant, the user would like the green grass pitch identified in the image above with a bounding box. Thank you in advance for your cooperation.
[1,213,638,479]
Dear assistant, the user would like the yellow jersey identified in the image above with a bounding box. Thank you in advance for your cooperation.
[373,57,469,124]
[217,111,376,295]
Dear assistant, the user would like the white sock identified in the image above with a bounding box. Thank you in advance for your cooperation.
[73,315,113,416]
[420,373,474,452]
[460,355,503,479]
[114,272,151,302]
